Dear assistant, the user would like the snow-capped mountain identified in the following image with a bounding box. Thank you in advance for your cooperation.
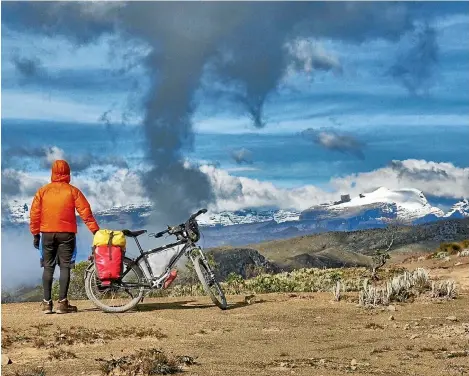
[301,187,444,223]
[445,199,469,219]
[197,209,301,227]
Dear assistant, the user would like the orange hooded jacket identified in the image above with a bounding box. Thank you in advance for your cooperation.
[29,160,100,235]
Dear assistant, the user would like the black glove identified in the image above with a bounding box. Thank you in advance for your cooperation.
[33,234,40,250]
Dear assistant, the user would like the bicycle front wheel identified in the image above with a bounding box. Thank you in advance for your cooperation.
[193,255,227,310]
[85,257,145,313]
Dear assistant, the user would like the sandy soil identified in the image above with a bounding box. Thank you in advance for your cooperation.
[2,259,469,376]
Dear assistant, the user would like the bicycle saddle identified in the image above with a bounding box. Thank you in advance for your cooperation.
[122,229,147,237]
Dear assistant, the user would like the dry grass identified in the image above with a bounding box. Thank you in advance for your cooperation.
[98,348,194,375]
[427,240,469,259]
[370,345,391,354]
[2,333,14,349]
[1,328,31,349]
[48,349,77,361]
[3,325,166,350]
[3,367,46,376]
[358,268,457,307]
[51,326,166,347]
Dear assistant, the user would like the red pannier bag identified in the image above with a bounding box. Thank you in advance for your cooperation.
[93,232,124,286]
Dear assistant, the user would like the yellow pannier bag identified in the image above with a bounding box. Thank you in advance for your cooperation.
[93,229,126,250]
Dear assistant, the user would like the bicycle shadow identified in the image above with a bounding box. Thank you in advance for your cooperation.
[80,298,267,313]
[135,299,262,312]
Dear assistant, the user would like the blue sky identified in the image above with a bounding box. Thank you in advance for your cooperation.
[1,2,469,217]
[2,4,468,133]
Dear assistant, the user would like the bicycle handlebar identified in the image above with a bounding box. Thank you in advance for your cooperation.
[149,208,207,238]
[153,230,168,238]
[189,208,207,220]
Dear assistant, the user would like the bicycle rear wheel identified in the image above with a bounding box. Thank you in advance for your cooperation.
[193,255,227,310]
[85,257,145,313]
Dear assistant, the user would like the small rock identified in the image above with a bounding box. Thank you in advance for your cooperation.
[388,305,397,311]
[1,355,12,365]
[410,334,419,340]
[393,324,399,328]
[350,359,358,367]
[446,316,458,322]
[389,315,395,321]
[446,351,468,358]
[455,262,462,266]
[404,324,410,330]
[318,359,326,365]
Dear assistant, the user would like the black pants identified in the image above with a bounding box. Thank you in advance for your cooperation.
[40,232,76,301]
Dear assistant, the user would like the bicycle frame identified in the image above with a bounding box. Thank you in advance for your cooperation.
[119,235,200,289]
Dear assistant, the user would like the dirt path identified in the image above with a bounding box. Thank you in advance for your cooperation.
[2,292,468,376]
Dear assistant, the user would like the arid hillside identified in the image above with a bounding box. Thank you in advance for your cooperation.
[209,218,469,276]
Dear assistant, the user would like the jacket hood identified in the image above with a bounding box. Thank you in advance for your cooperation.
[51,160,71,183]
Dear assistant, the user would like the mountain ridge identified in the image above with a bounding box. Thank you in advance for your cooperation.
[3,187,467,233]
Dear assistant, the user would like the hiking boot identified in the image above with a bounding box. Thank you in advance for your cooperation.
[41,300,53,314]
[56,299,78,314]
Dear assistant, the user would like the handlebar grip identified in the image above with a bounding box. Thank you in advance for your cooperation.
[154,230,167,238]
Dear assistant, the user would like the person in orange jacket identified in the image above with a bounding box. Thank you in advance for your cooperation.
[30,160,100,314]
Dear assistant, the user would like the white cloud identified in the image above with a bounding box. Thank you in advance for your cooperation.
[331,159,469,200]
[2,169,147,213]
[3,159,468,218]
[201,160,469,212]
[200,164,330,211]
[45,146,66,163]
[284,38,342,81]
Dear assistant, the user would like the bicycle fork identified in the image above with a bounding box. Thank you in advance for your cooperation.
[191,247,216,284]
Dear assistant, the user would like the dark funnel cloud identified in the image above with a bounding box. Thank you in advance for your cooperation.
[301,128,366,159]
[389,23,439,95]
[2,2,445,222]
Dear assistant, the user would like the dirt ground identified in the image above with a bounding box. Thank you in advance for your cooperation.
[2,259,469,376]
